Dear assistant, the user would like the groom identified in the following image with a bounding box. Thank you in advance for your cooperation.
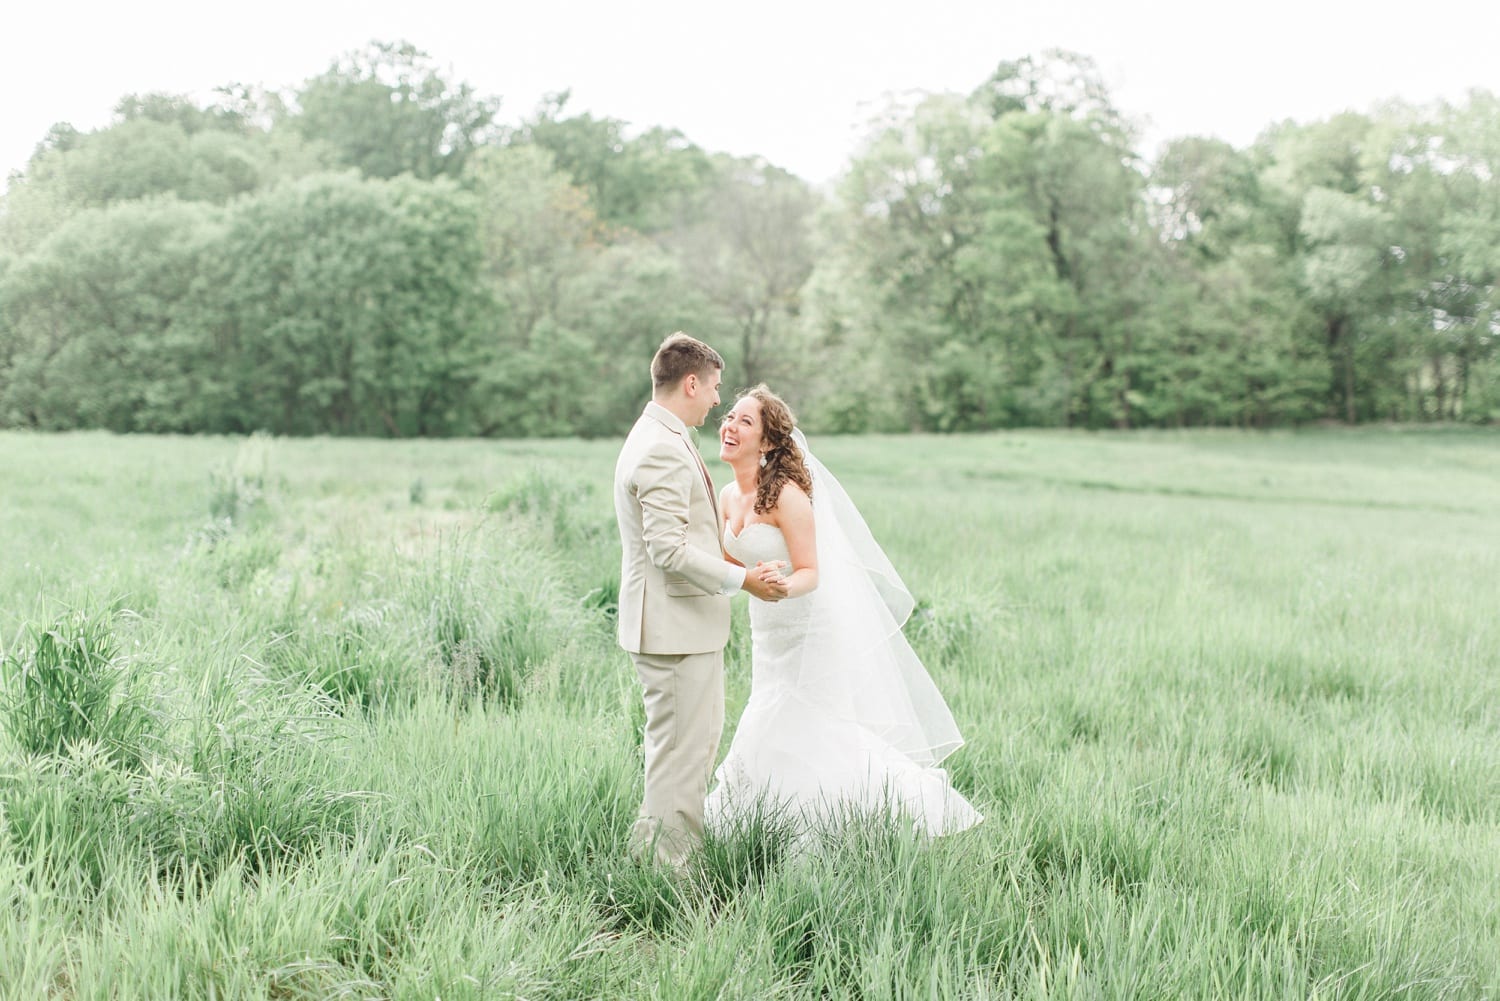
[614,332,788,866]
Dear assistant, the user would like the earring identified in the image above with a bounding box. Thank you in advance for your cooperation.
[759,454,768,468]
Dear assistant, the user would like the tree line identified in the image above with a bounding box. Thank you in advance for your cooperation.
[1,43,1496,435]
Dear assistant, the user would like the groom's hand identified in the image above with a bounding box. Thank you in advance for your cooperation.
[744,563,790,602]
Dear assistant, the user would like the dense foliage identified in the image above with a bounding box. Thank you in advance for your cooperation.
[2,45,1496,433]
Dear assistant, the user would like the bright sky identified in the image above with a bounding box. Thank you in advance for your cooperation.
[3,0,1498,190]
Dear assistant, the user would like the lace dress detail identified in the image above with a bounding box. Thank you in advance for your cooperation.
[707,523,981,838]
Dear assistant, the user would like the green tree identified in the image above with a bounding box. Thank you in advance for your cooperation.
[1,95,325,255]
[833,91,1008,429]
[0,199,222,430]
[1438,93,1500,420]
[977,103,1160,428]
[464,141,727,437]
[1151,137,1279,261]
[1148,137,1328,425]
[1377,96,1500,421]
[521,94,718,234]
[197,172,488,435]
[829,52,1163,430]
[1256,113,1408,422]
[290,41,500,181]
[1297,185,1394,422]
[671,156,818,390]
[465,144,601,436]
[1139,243,1326,426]
[562,240,712,434]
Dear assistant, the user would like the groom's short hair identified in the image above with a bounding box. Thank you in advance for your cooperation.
[652,332,724,390]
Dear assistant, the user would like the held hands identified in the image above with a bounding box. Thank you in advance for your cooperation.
[744,561,791,602]
[756,560,790,583]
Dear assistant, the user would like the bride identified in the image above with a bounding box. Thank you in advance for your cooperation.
[704,384,982,838]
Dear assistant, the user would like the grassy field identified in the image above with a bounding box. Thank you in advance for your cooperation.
[1,426,1497,999]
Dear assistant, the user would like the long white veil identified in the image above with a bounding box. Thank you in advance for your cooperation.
[790,429,965,768]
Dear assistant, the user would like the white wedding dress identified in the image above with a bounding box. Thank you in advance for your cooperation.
[705,437,982,839]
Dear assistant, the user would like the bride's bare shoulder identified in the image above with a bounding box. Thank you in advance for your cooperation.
[770,480,812,523]
[774,479,809,506]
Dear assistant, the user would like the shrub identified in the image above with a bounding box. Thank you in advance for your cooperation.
[411,529,583,709]
[263,604,418,712]
[207,432,275,526]
[486,468,604,550]
[2,667,365,890]
[0,606,157,767]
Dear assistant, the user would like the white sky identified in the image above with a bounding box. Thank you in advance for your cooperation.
[3,0,1498,190]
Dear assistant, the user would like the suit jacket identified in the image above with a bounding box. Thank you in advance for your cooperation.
[614,401,733,655]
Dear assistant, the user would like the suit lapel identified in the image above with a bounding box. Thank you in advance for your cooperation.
[642,402,723,541]
[686,433,721,527]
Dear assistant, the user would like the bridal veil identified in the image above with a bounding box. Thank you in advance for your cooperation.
[789,428,966,769]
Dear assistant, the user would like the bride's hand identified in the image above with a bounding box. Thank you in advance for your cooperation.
[743,568,789,602]
[755,560,789,583]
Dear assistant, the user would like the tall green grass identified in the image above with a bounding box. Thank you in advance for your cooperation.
[0,426,1496,998]
[0,603,158,766]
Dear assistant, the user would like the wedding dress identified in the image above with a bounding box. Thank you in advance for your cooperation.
[704,434,982,838]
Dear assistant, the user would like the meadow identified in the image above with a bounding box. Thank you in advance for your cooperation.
[0,426,1497,999]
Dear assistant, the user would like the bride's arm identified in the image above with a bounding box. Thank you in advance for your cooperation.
[765,483,818,598]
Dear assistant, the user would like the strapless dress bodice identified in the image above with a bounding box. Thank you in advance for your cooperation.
[724,521,791,568]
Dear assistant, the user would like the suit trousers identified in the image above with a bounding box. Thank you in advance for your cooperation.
[629,648,725,865]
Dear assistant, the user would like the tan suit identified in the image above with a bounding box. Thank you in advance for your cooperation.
[614,401,733,863]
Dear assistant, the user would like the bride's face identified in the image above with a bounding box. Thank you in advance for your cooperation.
[718,397,765,465]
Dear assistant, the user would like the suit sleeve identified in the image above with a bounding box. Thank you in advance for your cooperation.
[635,440,735,595]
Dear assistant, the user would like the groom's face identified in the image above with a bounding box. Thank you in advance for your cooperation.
[685,368,723,427]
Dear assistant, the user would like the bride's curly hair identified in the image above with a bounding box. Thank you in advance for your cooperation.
[744,384,813,515]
